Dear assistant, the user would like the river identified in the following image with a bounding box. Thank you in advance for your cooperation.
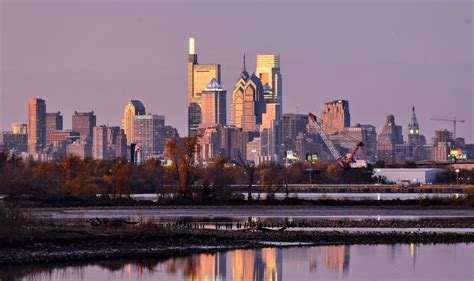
[2,243,472,281]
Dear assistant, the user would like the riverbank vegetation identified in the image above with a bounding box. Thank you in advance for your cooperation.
[1,145,473,207]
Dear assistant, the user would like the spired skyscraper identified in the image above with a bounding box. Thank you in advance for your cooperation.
[230,55,266,132]
[187,37,221,137]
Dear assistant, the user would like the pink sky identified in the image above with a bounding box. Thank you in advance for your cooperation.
[1,0,472,142]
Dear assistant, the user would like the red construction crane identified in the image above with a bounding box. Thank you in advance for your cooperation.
[430,117,465,139]
[308,113,367,169]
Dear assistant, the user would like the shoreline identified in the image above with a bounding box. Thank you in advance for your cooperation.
[1,227,473,265]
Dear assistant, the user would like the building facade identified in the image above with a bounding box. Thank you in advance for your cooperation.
[122,100,146,145]
[132,114,166,160]
[72,111,96,141]
[230,59,266,132]
[27,98,47,155]
[187,37,221,137]
[376,115,404,163]
[46,111,63,146]
[200,78,226,128]
[320,100,350,135]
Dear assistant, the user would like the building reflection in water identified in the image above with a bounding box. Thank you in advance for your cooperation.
[321,245,350,276]
[232,248,282,281]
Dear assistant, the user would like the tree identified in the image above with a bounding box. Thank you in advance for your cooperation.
[234,151,256,201]
[164,136,200,197]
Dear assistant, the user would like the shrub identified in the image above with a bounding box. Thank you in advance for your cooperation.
[0,204,27,235]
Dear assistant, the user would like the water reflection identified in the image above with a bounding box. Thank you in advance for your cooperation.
[1,243,472,281]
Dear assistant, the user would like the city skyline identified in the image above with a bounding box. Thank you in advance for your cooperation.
[1,1,472,142]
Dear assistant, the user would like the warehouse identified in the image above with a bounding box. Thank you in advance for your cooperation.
[373,168,444,184]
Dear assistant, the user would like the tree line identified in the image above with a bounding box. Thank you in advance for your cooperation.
[0,136,382,201]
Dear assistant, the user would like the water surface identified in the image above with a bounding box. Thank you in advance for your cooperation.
[3,243,472,281]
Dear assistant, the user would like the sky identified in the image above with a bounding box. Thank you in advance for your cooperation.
[1,0,473,142]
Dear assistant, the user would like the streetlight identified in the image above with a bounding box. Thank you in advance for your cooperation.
[455,169,460,185]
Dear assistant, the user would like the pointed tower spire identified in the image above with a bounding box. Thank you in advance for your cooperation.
[243,53,246,71]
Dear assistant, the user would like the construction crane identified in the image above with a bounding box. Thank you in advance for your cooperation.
[308,113,367,169]
[430,117,465,139]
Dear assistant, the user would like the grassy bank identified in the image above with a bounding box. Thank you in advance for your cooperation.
[4,193,474,208]
[1,220,473,265]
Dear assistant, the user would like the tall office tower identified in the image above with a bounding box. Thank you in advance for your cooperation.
[27,98,46,155]
[260,84,282,161]
[122,100,146,145]
[72,111,96,141]
[256,54,282,117]
[11,123,27,134]
[376,115,404,163]
[187,37,221,137]
[92,126,108,160]
[220,125,244,161]
[282,114,308,141]
[199,126,222,161]
[114,128,128,158]
[200,78,227,128]
[46,111,63,145]
[320,100,350,134]
[231,57,266,132]
[133,114,165,160]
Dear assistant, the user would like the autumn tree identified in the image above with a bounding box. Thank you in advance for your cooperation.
[233,151,256,201]
[164,136,200,197]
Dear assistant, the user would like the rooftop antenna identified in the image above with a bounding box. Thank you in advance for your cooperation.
[296,104,300,114]
[243,53,246,71]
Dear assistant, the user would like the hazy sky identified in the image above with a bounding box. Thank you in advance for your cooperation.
[1,0,472,142]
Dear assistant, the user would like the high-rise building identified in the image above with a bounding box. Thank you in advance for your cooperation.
[330,124,377,162]
[320,100,350,134]
[282,114,308,141]
[256,54,282,118]
[112,128,128,159]
[199,126,222,162]
[187,37,221,137]
[27,98,47,155]
[230,57,266,132]
[122,100,146,145]
[376,115,403,163]
[200,78,226,128]
[11,123,27,134]
[220,125,245,162]
[92,126,108,160]
[46,111,63,145]
[1,131,28,153]
[133,114,166,160]
[72,111,96,141]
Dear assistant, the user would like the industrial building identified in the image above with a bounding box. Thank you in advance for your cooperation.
[374,168,444,184]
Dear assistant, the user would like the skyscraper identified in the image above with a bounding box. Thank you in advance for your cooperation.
[231,56,266,132]
[187,37,221,137]
[377,115,403,163]
[200,78,226,128]
[92,125,108,160]
[27,98,46,155]
[46,111,63,145]
[122,100,146,145]
[72,111,96,141]
[320,100,350,134]
[282,114,308,141]
[133,114,166,160]
[256,54,282,118]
